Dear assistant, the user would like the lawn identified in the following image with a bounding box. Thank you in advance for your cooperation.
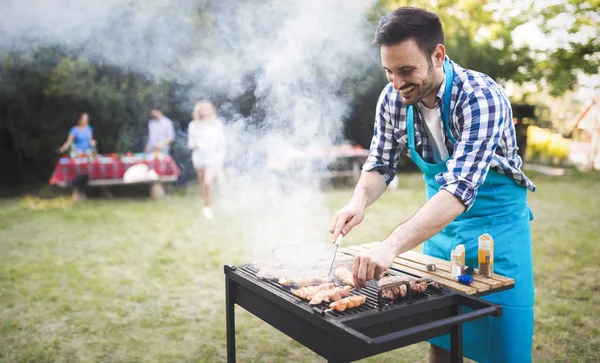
[1,171,599,362]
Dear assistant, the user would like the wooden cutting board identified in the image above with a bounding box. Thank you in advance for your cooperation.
[339,242,514,296]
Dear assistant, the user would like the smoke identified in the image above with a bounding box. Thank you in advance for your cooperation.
[1,0,379,261]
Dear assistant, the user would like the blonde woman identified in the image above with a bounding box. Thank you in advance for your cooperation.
[188,101,226,219]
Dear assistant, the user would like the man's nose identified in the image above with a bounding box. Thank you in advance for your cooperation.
[392,76,404,91]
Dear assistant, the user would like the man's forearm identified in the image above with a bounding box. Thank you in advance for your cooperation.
[384,189,466,256]
[349,170,388,209]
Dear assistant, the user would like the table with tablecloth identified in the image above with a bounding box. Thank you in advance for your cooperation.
[49,154,180,187]
[267,145,370,182]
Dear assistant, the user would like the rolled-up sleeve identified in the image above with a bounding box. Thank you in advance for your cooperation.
[436,89,507,210]
[363,85,399,185]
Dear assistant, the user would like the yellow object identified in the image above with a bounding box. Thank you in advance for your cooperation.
[478,233,494,277]
[21,195,74,210]
[478,249,486,263]
[526,126,570,163]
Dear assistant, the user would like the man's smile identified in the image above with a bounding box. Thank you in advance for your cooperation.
[400,85,415,95]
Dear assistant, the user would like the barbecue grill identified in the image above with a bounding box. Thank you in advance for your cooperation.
[224,256,503,363]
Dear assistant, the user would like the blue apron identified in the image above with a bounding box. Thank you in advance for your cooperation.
[407,60,535,363]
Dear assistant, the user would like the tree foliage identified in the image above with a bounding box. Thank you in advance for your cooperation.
[0,0,597,186]
[537,0,599,96]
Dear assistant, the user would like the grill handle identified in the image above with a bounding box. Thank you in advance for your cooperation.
[366,303,502,346]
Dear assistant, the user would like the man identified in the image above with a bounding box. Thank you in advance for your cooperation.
[330,7,535,363]
[145,107,175,154]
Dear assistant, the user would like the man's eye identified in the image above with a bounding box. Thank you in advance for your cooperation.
[401,69,412,75]
[385,69,392,74]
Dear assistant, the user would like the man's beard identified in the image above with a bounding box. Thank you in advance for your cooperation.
[399,61,437,105]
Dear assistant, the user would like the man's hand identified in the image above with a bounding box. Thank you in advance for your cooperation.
[329,171,387,242]
[352,242,396,288]
[330,201,365,243]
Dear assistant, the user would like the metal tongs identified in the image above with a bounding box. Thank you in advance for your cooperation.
[327,234,344,282]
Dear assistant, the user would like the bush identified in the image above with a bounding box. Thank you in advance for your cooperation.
[526,126,570,165]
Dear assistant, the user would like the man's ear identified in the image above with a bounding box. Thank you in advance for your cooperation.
[432,44,446,67]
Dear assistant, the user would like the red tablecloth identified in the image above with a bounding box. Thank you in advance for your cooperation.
[49,155,180,186]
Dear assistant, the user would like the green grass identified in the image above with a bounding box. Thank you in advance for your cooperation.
[1,171,599,362]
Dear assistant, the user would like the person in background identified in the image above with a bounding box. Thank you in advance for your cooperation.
[145,107,175,154]
[188,101,226,220]
[59,113,96,154]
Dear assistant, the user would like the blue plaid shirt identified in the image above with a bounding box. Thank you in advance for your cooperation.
[364,57,536,210]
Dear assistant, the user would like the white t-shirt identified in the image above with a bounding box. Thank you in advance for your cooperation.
[417,102,449,163]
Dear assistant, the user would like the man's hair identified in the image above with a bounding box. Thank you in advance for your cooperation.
[373,6,444,57]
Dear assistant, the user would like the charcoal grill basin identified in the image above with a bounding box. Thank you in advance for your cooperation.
[225,264,502,363]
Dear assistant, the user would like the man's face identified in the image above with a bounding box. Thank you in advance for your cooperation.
[380,39,438,105]
[150,110,161,119]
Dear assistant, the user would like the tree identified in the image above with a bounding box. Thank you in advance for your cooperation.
[536,0,600,96]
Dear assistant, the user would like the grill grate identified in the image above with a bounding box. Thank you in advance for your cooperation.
[226,260,504,363]
[237,264,444,318]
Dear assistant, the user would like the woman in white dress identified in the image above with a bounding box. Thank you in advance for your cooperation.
[188,101,226,219]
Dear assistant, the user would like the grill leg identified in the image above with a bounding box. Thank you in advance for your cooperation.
[450,305,463,363]
[226,278,236,363]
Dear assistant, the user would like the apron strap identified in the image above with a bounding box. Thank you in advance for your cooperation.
[441,59,456,144]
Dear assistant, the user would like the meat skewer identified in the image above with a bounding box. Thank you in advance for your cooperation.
[378,275,440,300]
[309,286,352,305]
[326,295,367,312]
[335,266,354,287]
[290,283,335,300]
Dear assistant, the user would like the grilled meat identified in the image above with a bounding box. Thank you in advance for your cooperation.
[290,283,335,300]
[279,270,328,287]
[335,266,354,286]
[378,275,431,300]
[309,286,352,305]
[329,295,366,312]
[379,275,409,300]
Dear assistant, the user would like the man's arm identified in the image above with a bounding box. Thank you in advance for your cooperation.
[349,170,388,209]
[437,89,508,210]
[353,190,464,287]
[384,190,465,255]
